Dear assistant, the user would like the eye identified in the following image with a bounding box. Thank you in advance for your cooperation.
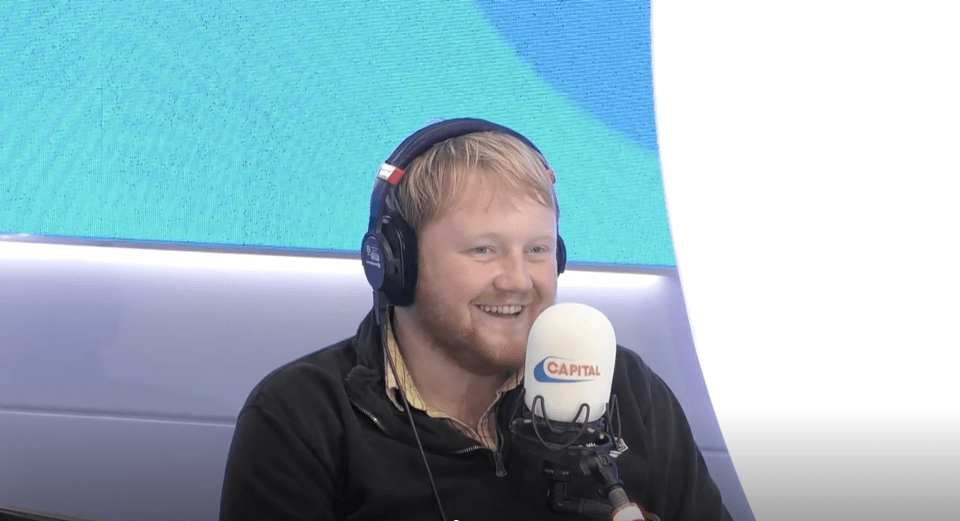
[528,245,551,255]
[472,246,490,254]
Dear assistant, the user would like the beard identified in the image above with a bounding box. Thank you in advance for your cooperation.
[411,278,532,377]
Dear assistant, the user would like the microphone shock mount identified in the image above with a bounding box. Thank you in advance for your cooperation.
[508,394,660,521]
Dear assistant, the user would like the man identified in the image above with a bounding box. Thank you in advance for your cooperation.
[220,118,732,521]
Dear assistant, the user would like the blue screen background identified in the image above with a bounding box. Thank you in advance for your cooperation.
[0,0,672,267]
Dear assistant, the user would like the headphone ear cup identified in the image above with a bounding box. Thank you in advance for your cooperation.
[361,231,388,292]
[556,236,567,274]
[375,215,418,307]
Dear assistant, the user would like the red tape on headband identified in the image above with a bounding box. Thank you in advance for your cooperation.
[377,163,406,185]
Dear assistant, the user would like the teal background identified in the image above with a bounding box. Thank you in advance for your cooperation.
[0,0,673,267]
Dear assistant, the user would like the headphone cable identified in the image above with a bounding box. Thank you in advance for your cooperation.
[379,307,449,521]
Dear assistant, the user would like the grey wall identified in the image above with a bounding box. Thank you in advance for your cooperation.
[0,238,753,521]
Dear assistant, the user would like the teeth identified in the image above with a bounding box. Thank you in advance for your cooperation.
[480,305,523,315]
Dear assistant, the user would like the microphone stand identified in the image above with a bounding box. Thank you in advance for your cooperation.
[508,395,660,521]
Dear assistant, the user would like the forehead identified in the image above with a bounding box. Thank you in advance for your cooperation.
[432,181,557,235]
[444,173,552,214]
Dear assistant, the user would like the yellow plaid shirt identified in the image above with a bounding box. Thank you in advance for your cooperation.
[383,318,521,451]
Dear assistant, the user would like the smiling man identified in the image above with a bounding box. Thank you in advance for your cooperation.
[391,163,559,435]
[219,118,732,521]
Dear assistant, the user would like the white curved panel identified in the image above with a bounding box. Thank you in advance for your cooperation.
[652,1,960,520]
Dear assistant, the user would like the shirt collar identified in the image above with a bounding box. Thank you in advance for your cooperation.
[382,314,522,420]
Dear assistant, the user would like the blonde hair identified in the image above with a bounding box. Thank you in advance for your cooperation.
[397,131,559,232]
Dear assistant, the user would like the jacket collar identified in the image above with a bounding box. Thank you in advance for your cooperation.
[343,309,492,452]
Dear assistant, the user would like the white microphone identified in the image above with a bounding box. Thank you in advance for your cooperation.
[514,303,653,520]
[524,302,617,424]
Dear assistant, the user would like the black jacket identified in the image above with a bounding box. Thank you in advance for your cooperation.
[220,311,732,521]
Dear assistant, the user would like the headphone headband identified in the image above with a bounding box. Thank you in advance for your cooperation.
[386,118,549,171]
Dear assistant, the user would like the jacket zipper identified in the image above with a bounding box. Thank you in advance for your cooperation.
[492,405,507,477]
[452,402,508,477]
[349,398,390,435]
[492,451,506,477]
[351,398,508,477]
[448,443,506,477]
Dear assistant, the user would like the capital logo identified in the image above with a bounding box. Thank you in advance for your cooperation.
[533,356,601,383]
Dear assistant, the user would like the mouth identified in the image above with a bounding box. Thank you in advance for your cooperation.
[477,304,525,318]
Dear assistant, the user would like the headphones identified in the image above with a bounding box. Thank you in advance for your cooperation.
[360,118,566,308]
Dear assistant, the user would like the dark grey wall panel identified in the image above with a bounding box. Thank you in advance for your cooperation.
[0,411,233,521]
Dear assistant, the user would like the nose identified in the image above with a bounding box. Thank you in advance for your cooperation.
[493,249,534,293]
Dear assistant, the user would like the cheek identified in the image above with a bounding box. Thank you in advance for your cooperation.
[532,265,559,294]
[441,258,498,288]
[421,261,487,305]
